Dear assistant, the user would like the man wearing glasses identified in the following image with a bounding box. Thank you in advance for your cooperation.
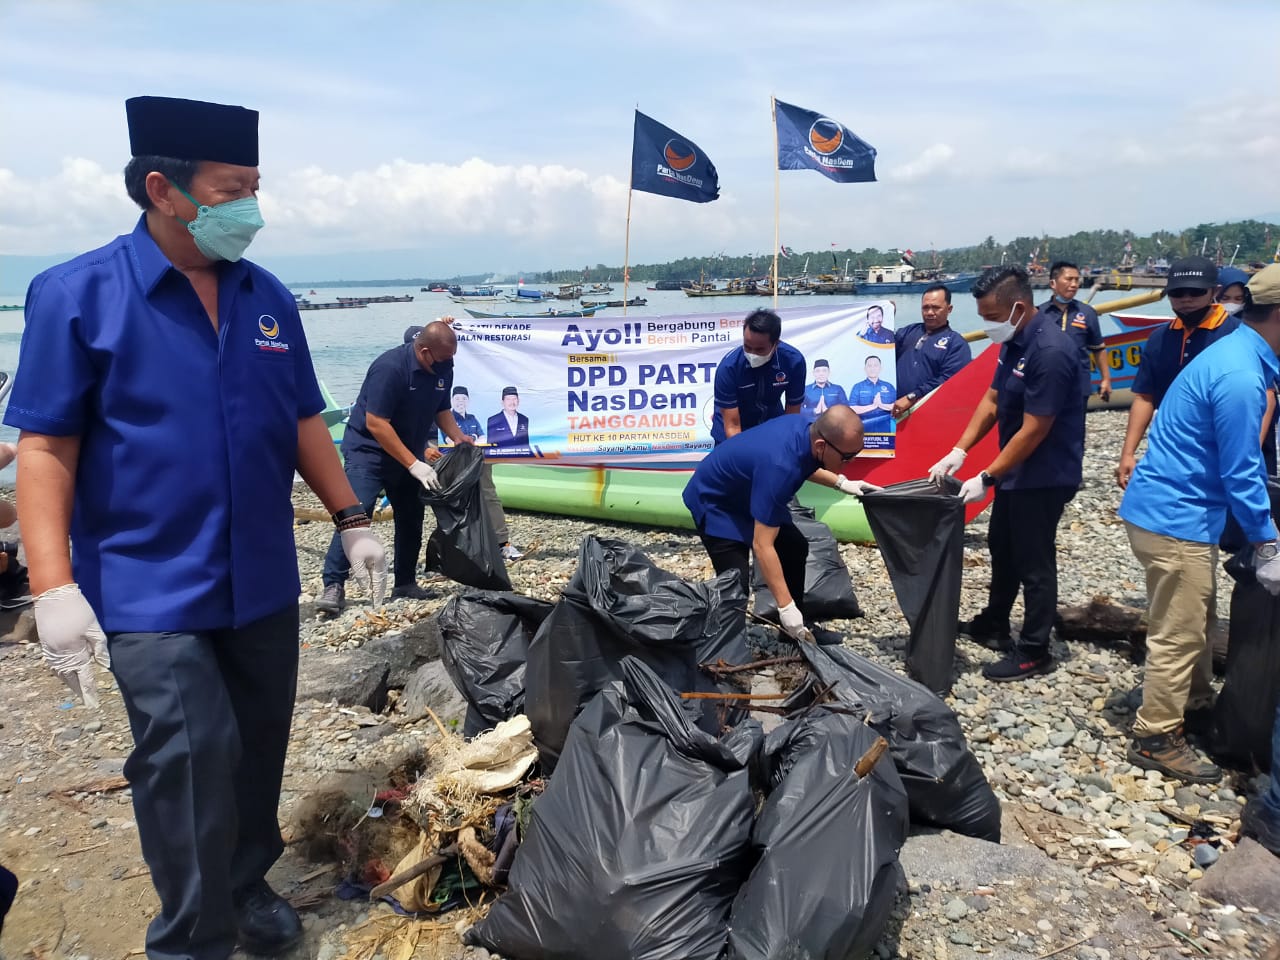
[316,320,473,613]
[683,405,877,641]
[1116,257,1240,489]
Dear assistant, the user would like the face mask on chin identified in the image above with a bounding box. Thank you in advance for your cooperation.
[171,182,264,262]
[745,349,775,368]
[1175,303,1213,326]
[1051,293,1072,305]
[983,303,1022,344]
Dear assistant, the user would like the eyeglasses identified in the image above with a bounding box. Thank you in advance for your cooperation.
[1168,288,1208,299]
[818,430,858,463]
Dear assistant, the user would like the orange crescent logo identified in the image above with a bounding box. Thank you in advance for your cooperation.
[808,119,844,156]
[258,314,280,338]
[663,139,697,172]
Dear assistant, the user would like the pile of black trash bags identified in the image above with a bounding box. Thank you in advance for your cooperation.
[437,536,1002,960]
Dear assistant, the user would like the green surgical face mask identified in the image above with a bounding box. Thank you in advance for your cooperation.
[171,182,264,262]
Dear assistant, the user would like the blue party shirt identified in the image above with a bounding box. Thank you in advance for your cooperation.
[848,377,896,433]
[342,344,453,473]
[711,341,806,443]
[894,322,972,399]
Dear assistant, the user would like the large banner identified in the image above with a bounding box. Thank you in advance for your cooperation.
[442,302,897,464]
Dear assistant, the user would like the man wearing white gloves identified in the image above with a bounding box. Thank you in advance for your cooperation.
[317,320,471,613]
[929,265,1083,682]
[5,96,388,957]
[683,405,877,641]
[1118,264,1280,784]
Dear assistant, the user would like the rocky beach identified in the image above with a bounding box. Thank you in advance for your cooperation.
[2,409,1278,960]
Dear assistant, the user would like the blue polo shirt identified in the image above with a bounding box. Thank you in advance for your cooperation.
[859,324,894,345]
[711,341,806,443]
[1120,325,1279,545]
[1036,299,1104,396]
[453,411,483,439]
[848,377,896,433]
[342,344,452,473]
[990,311,1084,491]
[894,322,972,399]
[1131,305,1240,407]
[800,381,848,421]
[683,415,819,543]
[3,216,324,632]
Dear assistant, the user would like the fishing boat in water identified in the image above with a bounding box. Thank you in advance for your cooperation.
[464,306,601,319]
[448,285,505,303]
[580,296,647,308]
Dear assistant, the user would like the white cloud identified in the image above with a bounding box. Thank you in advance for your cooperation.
[888,143,955,183]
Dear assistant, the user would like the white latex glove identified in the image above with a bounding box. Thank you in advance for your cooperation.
[408,459,441,493]
[835,476,883,497]
[928,446,966,483]
[34,583,110,708]
[341,527,389,605]
[777,601,814,643]
[958,476,987,503]
[1256,547,1280,596]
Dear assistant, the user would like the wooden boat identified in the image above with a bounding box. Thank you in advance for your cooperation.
[297,300,368,311]
[335,295,413,305]
[464,306,600,319]
[448,286,505,303]
[0,304,22,312]
[580,297,647,308]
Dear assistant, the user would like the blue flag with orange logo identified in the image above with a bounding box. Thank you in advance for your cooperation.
[775,99,876,183]
[630,110,720,203]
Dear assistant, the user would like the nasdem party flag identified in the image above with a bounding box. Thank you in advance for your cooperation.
[775,99,876,183]
[631,111,720,203]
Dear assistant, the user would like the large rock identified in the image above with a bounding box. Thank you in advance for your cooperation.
[361,620,442,688]
[296,647,390,712]
[1192,838,1280,915]
[400,660,467,729]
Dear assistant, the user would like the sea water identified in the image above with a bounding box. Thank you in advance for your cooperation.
[0,284,1169,483]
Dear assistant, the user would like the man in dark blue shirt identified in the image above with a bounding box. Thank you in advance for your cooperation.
[711,308,806,444]
[929,266,1084,682]
[1117,257,1241,488]
[800,359,847,421]
[684,406,876,639]
[3,96,388,958]
[1037,261,1109,400]
[857,304,895,344]
[318,321,471,613]
[892,284,973,416]
[449,386,485,439]
[848,355,896,433]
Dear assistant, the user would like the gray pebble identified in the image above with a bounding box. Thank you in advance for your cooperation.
[944,897,970,921]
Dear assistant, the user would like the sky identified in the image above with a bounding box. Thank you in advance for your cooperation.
[1,0,1278,288]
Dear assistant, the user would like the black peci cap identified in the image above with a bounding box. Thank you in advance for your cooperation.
[501,386,519,398]
[452,386,469,397]
[126,96,259,166]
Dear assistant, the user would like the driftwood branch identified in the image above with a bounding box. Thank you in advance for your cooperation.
[680,691,788,701]
[700,656,804,676]
[854,737,889,778]
[368,844,458,901]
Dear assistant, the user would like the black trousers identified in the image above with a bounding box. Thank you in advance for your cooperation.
[699,523,809,616]
[979,486,1075,654]
[108,604,300,960]
[323,466,426,589]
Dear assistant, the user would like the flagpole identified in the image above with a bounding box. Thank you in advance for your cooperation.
[623,184,634,317]
[771,95,780,310]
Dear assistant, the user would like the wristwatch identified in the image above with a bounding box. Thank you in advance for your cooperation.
[906,391,919,402]
[979,471,997,488]
[1258,542,1279,560]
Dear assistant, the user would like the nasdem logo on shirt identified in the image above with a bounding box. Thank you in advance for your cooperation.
[255,314,290,354]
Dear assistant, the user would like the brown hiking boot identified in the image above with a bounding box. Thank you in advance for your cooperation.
[1126,729,1221,784]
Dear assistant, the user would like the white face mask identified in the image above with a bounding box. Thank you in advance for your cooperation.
[745,349,775,368]
[1220,302,1244,316]
[983,303,1022,344]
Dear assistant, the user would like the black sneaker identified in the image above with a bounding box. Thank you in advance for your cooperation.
[959,617,1012,651]
[391,583,434,601]
[233,879,303,955]
[0,577,32,610]
[982,650,1054,683]
[1126,729,1221,785]
[315,582,345,615]
[1240,798,1280,856]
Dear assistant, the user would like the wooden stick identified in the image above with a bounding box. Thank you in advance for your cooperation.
[50,775,129,796]
[700,656,803,675]
[1033,936,1092,960]
[680,691,788,701]
[853,737,889,778]
[368,844,458,901]
[56,841,109,857]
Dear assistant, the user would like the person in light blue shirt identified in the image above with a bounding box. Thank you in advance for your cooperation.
[1119,264,1280,785]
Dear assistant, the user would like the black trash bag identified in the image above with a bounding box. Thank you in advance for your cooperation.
[420,443,511,591]
[469,657,762,960]
[791,643,1002,841]
[727,709,909,960]
[437,591,554,737]
[525,536,751,772]
[753,503,863,622]
[860,476,965,695]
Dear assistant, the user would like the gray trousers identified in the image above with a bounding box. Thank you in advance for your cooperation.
[480,459,509,543]
[108,604,299,960]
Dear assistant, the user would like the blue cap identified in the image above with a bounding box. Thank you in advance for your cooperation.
[1217,266,1249,290]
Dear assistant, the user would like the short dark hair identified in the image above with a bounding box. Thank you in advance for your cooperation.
[1049,260,1080,281]
[867,304,884,318]
[865,355,881,366]
[123,155,201,210]
[972,265,1034,308]
[921,283,952,304]
[744,308,782,342]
